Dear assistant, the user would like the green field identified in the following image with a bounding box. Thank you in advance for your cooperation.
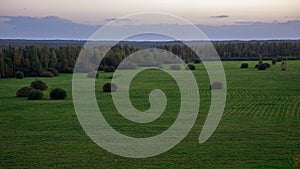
[1,61,300,168]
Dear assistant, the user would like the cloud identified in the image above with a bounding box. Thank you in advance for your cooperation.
[104,18,134,23]
[210,15,229,19]
[234,21,263,25]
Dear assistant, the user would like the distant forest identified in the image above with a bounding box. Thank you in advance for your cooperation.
[0,40,300,78]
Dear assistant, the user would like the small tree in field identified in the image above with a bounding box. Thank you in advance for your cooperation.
[281,61,287,71]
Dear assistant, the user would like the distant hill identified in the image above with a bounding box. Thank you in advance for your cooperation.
[0,16,300,40]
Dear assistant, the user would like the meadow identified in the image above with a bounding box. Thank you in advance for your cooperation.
[1,61,300,168]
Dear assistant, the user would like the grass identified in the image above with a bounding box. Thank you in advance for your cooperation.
[0,61,300,168]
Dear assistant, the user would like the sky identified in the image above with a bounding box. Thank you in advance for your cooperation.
[1,0,300,25]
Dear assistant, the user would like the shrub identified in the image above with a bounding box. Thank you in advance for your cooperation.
[272,58,277,65]
[264,63,270,68]
[257,64,266,70]
[39,71,54,77]
[107,75,118,79]
[15,71,24,79]
[194,60,201,64]
[87,72,99,78]
[47,68,59,76]
[103,83,117,92]
[170,65,181,70]
[31,79,48,90]
[185,64,196,70]
[281,62,287,71]
[16,86,33,97]
[27,89,43,100]
[63,67,74,73]
[210,82,223,90]
[50,88,67,100]
[103,66,115,72]
[240,63,249,69]
[98,65,104,71]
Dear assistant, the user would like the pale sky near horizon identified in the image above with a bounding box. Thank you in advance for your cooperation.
[1,0,300,25]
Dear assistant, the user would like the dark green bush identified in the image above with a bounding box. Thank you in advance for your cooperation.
[185,64,196,70]
[15,71,24,79]
[16,86,33,97]
[240,63,249,69]
[31,79,48,90]
[39,71,54,77]
[50,88,67,100]
[264,63,270,68]
[257,64,266,70]
[103,66,115,72]
[194,60,201,64]
[87,72,99,78]
[272,58,277,65]
[103,83,117,92]
[170,65,181,70]
[210,82,223,90]
[98,65,104,71]
[63,67,74,73]
[47,68,59,76]
[27,89,43,100]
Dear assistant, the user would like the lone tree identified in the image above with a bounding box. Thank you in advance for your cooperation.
[281,61,287,71]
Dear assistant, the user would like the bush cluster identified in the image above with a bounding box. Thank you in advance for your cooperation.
[16,79,68,101]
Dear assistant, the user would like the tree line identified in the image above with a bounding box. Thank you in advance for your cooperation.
[0,41,300,78]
